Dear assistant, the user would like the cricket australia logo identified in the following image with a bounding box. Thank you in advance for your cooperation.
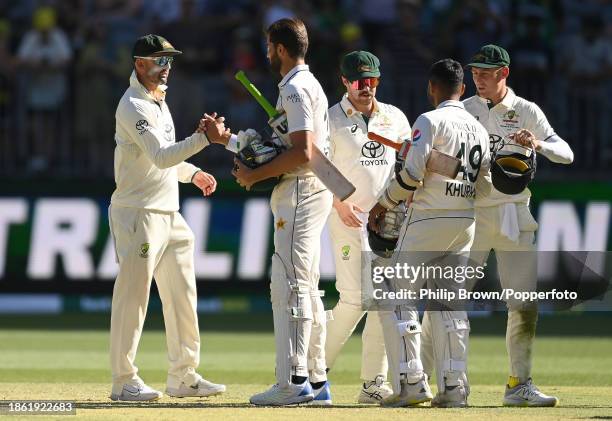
[341,245,350,260]
[136,119,149,135]
[360,141,387,167]
[139,243,150,258]
[504,110,519,120]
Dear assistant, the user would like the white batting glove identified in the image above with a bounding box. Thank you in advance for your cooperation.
[236,129,262,150]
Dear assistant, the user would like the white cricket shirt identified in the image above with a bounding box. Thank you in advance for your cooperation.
[328,94,411,211]
[402,100,490,210]
[464,88,574,207]
[276,64,330,177]
[111,71,208,212]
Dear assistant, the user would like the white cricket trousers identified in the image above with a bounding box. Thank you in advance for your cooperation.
[470,203,539,382]
[381,207,475,394]
[326,209,388,381]
[109,205,201,389]
[269,176,333,386]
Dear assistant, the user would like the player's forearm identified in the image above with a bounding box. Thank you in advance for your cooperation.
[537,135,574,164]
[379,170,420,209]
[146,132,210,169]
[251,146,310,181]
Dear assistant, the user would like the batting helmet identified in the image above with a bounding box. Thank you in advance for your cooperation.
[490,138,536,195]
[235,128,286,191]
[368,202,407,258]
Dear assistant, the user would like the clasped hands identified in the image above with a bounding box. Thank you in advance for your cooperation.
[197,113,256,190]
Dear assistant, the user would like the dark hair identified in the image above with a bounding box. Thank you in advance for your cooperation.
[429,59,464,93]
[266,18,308,59]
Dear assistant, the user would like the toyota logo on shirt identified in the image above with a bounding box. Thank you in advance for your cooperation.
[361,141,385,158]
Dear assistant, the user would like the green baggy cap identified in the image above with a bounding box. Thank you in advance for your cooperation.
[467,44,510,68]
[132,34,182,57]
[341,50,380,81]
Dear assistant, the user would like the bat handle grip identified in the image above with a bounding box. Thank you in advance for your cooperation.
[235,70,278,119]
[367,132,402,152]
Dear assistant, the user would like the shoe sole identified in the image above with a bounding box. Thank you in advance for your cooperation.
[503,398,559,408]
[307,399,332,406]
[110,394,162,402]
[358,398,383,404]
[166,389,226,398]
[432,401,468,408]
[381,396,432,408]
[250,394,314,406]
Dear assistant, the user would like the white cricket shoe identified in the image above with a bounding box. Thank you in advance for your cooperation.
[110,381,163,401]
[166,376,226,398]
[381,374,433,407]
[503,378,559,407]
[357,376,394,404]
[308,381,332,406]
[250,382,314,406]
[431,383,468,408]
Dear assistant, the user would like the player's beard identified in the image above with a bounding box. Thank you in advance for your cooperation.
[269,50,282,75]
[148,65,169,85]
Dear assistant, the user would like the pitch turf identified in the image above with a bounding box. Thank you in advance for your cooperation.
[0,313,611,420]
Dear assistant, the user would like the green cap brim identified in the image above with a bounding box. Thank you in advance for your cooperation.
[467,62,505,69]
[345,70,380,82]
[151,49,182,56]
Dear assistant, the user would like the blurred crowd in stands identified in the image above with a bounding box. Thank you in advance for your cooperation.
[0,0,610,181]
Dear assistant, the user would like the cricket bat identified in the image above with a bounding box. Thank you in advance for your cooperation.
[367,132,403,151]
[235,71,355,201]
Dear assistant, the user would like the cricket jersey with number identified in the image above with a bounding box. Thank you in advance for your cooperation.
[111,71,206,212]
[404,100,490,210]
[464,88,564,208]
[328,94,411,211]
[276,64,330,177]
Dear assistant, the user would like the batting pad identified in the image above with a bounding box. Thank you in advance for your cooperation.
[379,308,423,394]
[428,310,470,393]
[270,253,312,386]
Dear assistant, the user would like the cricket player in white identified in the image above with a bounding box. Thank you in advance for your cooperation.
[464,44,573,407]
[370,59,490,407]
[325,50,410,403]
[214,18,333,406]
[109,35,226,401]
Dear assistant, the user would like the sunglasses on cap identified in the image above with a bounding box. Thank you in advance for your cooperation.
[134,56,174,67]
[349,77,380,90]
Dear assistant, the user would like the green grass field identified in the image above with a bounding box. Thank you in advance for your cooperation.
[0,313,611,420]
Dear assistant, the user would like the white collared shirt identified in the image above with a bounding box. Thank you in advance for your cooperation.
[111,71,208,212]
[328,94,411,210]
[464,87,573,207]
[406,100,490,210]
[276,64,330,176]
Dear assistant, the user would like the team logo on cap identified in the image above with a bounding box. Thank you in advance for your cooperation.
[473,53,486,61]
[412,129,421,142]
[358,65,372,72]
